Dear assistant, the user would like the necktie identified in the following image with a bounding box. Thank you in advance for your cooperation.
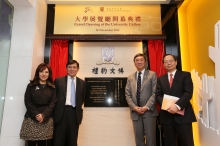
[169,74,173,87]
[71,78,76,107]
[136,72,142,107]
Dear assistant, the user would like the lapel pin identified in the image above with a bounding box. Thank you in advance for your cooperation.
[35,86,39,90]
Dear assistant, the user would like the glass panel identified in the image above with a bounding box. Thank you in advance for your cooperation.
[0,0,14,133]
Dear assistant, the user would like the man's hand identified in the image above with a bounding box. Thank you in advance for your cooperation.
[140,106,148,113]
[133,107,143,114]
[133,106,148,114]
[167,104,178,114]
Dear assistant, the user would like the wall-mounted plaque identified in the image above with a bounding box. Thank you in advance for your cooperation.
[84,77,128,107]
[55,5,161,35]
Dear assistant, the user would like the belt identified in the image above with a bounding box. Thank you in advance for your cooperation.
[65,105,76,109]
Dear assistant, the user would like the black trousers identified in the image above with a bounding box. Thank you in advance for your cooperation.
[53,107,79,146]
[162,119,194,146]
[27,139,52,146]
[156,117,165,146]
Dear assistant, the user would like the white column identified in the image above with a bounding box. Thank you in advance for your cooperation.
[0,0,47,145]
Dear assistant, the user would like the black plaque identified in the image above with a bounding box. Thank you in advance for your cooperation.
[84,77,128,107]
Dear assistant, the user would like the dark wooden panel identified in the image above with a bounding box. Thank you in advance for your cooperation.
[48,34,166,41]
[44,4,55,64]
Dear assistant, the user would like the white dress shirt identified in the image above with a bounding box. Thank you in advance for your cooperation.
[136,69,145,86]
[65,75,76,105]
[167,69,181,110]
[168,70,176,81]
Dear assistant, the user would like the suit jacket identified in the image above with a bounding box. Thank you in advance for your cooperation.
[156,70,196,124]
[53,76,86,124]
[125,69,158,120]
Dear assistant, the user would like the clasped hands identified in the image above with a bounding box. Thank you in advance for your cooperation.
[36,113,44,123]
[134,106,148,114]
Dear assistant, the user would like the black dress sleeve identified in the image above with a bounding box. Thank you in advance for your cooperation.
[24,85,39,118]
[42,88,57,119]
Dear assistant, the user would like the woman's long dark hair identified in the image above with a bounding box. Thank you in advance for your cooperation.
[29,63,54,88]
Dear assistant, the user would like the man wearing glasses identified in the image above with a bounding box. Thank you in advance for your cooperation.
[156,54,196,146]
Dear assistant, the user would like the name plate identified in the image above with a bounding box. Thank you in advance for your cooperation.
[84,77,128,107]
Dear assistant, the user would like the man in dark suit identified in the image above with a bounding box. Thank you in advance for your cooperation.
[156,54,196,146]
[125,53,158,146]
[53,60,86,146]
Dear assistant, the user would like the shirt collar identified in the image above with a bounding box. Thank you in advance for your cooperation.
[168,69,177,76]
[137,69,145,75]
[68,75,76,80]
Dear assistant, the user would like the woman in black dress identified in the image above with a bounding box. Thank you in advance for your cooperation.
[20,63,56,146]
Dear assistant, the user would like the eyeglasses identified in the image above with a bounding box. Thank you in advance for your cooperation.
[67,66,78,69]
[164,60,175,64]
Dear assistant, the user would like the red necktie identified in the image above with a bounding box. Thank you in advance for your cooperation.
[169,74,173,87]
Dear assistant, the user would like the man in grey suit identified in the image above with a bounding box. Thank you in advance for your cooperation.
[125,53,158,146]
[53,60,86,146]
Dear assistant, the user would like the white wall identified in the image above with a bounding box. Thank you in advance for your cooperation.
[74,41,142,146]
[0,40,11,132]
[0,0,47,145]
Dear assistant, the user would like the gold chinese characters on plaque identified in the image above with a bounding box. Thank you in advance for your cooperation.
[54,5,161,35]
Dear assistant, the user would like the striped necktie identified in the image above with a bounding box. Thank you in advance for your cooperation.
[136,72,142,107]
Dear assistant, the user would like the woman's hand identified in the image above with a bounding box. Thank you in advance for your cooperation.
[36,114,44,123]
